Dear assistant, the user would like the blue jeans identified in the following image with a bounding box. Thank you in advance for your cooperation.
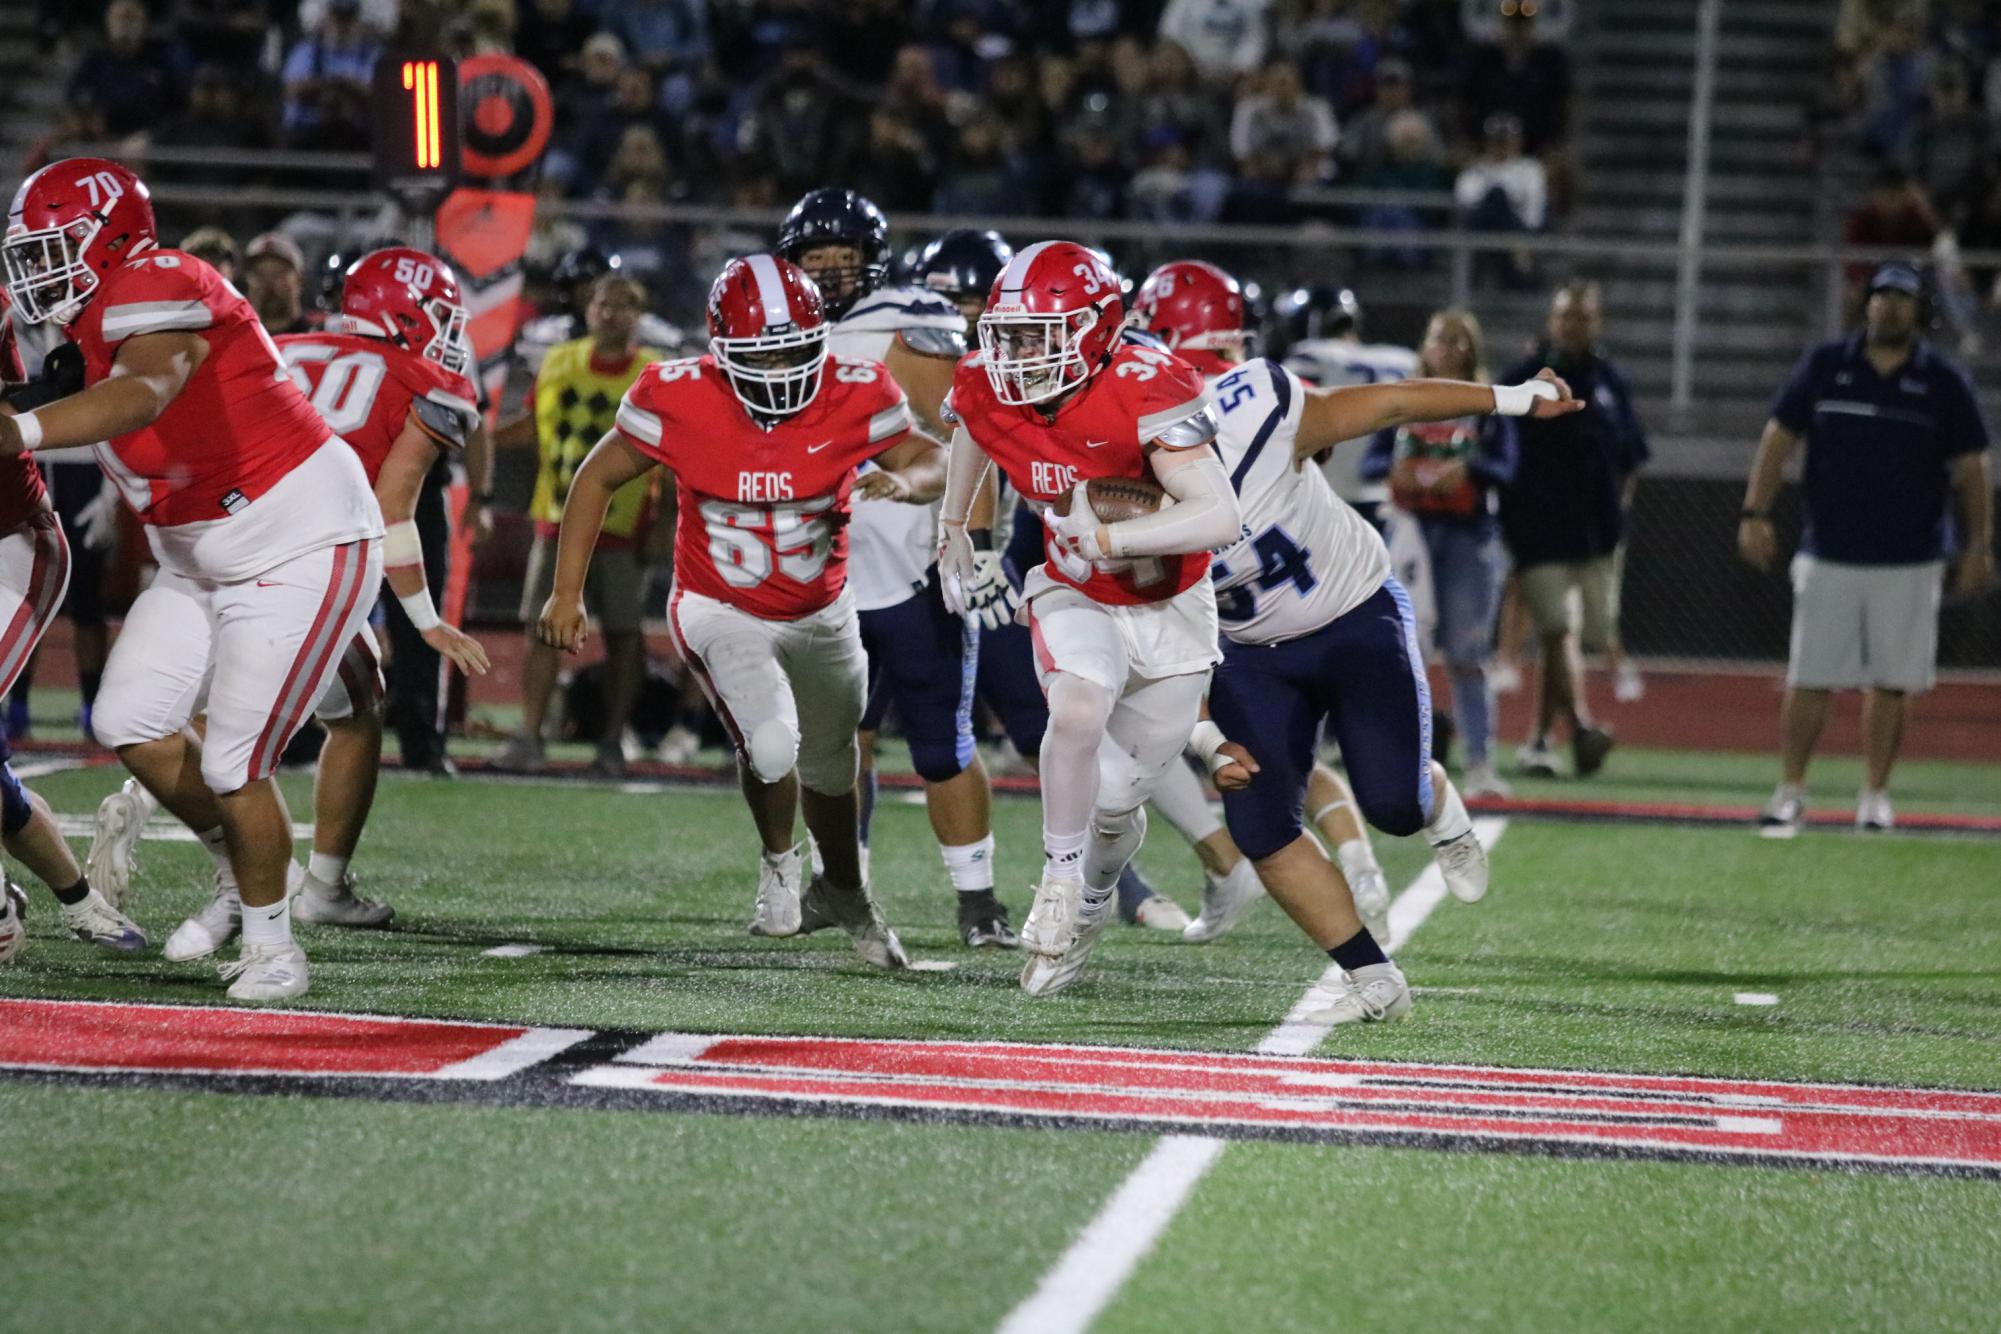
[1420,518,1507,766]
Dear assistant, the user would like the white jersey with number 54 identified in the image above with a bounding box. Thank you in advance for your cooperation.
[1208,358,1389,645]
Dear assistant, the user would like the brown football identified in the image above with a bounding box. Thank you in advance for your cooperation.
[1052,476,1168,524]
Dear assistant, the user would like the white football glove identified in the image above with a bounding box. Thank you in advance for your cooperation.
[959,549,1021,631]
[77,480,121,552]
[1048,484,1108,581]
[937,522,978,612]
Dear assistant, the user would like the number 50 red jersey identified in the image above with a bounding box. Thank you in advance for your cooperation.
[276,330,482,483]
[614,353,912,620]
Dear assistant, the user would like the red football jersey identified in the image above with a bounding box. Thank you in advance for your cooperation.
[277,330,480,485]
[944,341,1213,605]
[68,248,331,527]
[0,290,49,531]
[614,353,912,619]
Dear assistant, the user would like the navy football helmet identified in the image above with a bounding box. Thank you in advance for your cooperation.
[777,188,891,320]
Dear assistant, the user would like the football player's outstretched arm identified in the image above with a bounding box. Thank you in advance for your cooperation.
[376,416,490,677]
[885,337,960,436]
[0,331,208,455]
[858,432,948,504]
[537,431,656,653]
[1292,367,1581,462]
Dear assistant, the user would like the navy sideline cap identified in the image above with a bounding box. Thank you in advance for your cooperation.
[1868,261,1923,298]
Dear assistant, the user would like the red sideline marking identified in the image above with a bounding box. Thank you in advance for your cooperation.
[0,999,587,1081]
[583,1034,2001,1173]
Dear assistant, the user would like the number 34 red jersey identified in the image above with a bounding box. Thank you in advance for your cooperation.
[614,354,912,619]
[276,331,482,483]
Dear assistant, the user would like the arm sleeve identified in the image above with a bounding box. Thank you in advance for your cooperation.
[1103,452,1244,559]
[1769,349,1821,435]
[1472,415,1520,486]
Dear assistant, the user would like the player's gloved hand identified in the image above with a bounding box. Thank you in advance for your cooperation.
[853,467,914,503]
[959,549,1020,631]
[1048,484,1109,581]
[423,622,491,676]
[536,594,590,654]
[937,520,978,613]
[77,482,121,552]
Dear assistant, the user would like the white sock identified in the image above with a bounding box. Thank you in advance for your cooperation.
[1149,759,1221,845]
[940,835,996,895]
[197,826,231,876]
[1043,829,1085,884]
[241,896,293,949]
[1425,778,1473,847]
[306,853,349,888]
[764,842,802,869]
[1335,838,1380,887]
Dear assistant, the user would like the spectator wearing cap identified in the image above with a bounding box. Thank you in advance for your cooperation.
[1498,280,1649,781]
[1456,112,1546,288]
[65,0,187,139]
[280,0,381,151]
[244,233,314,335]
[179,227,240,282]
[1740,262,1994,833]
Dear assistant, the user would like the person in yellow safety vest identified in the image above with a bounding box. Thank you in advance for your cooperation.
[494,275,665,777]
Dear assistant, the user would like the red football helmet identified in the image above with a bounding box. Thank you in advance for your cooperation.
[1132,260,1249,378]
[3,158,157,325]
[707,253,828,418]
[977,240,1124,406]
[340,247,471,374]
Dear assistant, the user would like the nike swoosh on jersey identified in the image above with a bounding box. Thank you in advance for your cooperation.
[1085,439,1108,448]
[806,440,833,454]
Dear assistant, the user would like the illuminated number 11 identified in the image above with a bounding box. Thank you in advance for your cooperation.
[402,61,441,169]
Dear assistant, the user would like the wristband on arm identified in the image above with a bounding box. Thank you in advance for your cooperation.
[1491,380,1559,416]
[1190,720,1233,779]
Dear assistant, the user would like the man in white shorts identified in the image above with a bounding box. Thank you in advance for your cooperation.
[0,159,382,1000]
[1741,261,1992,832]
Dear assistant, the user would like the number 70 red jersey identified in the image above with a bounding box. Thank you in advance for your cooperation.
[613,353,912,620]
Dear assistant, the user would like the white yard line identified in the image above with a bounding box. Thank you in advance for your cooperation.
[53,815,317,842]
[15,756,98,780]
[996,818,1510,1334]
[1733,992,1779,1007]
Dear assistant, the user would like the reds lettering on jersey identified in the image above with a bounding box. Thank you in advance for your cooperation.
[613,354,912,619]
[68,249,331,526]
[944,341,1214,606]
[0,290,49,531]
[277,330,480,484]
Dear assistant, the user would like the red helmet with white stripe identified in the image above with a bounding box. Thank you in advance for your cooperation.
[707,253,828,419]
[977,240,1123,406]
[340,247,471,374]
[3,158,157,325]
[1132,260,1248,379]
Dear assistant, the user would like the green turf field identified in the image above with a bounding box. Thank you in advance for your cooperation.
[3,748,1998,1332]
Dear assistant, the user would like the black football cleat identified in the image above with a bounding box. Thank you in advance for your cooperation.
[958,891,1019,949]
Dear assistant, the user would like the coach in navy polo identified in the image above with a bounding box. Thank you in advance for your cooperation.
[1739,261,1994,832]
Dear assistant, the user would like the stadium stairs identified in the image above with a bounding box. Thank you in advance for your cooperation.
[0,0,59,166]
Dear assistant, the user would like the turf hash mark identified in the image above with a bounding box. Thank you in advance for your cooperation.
[5,1000,1998,1179]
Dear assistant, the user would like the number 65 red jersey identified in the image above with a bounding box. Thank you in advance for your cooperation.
[614,353,912,619]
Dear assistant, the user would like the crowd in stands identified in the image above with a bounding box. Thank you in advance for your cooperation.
[37,0,1574,287]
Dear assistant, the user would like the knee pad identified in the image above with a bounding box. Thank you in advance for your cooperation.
[0,763,31,836]
[746,717,801,786]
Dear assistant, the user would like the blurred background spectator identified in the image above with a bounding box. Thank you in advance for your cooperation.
[66,0,188,140]
[280,0,380,150]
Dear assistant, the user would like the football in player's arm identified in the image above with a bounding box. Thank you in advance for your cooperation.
[536,423,946,653]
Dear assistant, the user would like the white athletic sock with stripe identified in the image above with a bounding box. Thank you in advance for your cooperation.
[241,896,293,949]
[1425,777,1473,846]
[306,853,349,889]
[940,835,996,894]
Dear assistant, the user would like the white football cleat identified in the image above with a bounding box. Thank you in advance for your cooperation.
[1758,783,1805,836]
[1020,892,1113,997]
[293,874,395,928]
[1019,875,1084,958]
[1299,963,1411,1025]
[1183,860,1264,943]
[85,779,154,910]
[1462,762,1512,799]
[1130,893,1190,931]
[748,844,805,937]
[164,877,242,962]
[1856,789,1894,832]
[61,889,148,952]
[1433,829,1489,904]
[1348,861,1393,941]
[797,877,909,969]
[219,942,310,1002]
[655,724,702,765]
[0,880,26,964]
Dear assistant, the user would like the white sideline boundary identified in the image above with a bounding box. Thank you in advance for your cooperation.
[996,818,1510,1334]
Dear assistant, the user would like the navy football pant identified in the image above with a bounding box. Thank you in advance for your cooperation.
[1210,579,1434,859]
[858,568,978,783]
